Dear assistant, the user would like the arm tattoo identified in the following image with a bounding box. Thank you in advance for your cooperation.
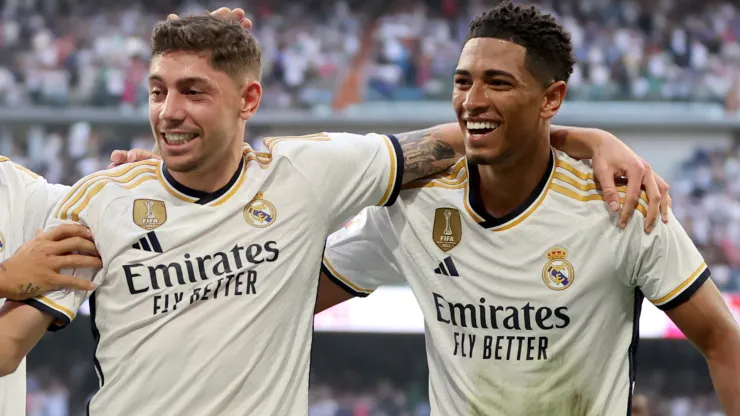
[395,127,458,183]
[19,283,41,297]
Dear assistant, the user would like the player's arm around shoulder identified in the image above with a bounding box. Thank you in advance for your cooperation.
[0,224,101,377]
[624,211,740,414]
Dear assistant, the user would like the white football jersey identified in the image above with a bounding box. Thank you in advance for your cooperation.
[22,132,403,416]
[0,157,69,416]
[323,150,708,416]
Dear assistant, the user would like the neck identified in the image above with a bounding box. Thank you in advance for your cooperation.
[475,137,552,218]
[168,148,243,193]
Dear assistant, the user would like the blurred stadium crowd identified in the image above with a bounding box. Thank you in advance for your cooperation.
[1,0,740,109]
[3,0,740,414]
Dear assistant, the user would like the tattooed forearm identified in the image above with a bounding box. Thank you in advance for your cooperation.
[396,125,460,183]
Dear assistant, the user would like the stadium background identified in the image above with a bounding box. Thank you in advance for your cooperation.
[2,0,739,414]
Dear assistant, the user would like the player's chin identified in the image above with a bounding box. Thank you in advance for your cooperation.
[162,154,201,173]
[465,148,508,166]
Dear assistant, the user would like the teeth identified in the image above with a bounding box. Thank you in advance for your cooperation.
[466,121,499,131]
[164,133,197,144]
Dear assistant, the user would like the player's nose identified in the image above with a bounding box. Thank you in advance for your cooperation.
[462,83,489,114]
[159,93,186,122]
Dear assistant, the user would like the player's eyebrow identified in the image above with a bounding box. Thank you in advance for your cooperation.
[148,75,212,88]
[454,69,516,79]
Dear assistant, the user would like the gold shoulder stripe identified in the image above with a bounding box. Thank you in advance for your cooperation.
[557,159,594,181]
[555,172,649,207]
[402,159,467,190]
[54,161,158,218]
[550,183,647,217]
[67,171,156,222]
[0,156,8,162]
[263,133,331,152]
[14,164,40,179]
[244,151,271,168]
[255,151,272,159]
[402,181,467,190]
[56,163,157,220]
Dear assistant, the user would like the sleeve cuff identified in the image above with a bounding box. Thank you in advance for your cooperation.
[321,256,373,298]
[653,266,711,311]
[21,297,74,331]
[381,134,404,207]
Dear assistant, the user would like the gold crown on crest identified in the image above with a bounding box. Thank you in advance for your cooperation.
[546,247,568,260]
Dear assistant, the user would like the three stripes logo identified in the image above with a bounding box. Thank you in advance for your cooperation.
[434,256,459,277]
[132,231,163,253]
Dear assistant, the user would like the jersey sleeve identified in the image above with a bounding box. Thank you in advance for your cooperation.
[621,209,710,311]
[264,132,404,230]
[20,177,108,331]
[21,168,72,241]
[321,206,405,297]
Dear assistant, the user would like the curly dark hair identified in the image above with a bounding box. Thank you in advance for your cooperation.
[151,15,261,81]
[467,1,575,86]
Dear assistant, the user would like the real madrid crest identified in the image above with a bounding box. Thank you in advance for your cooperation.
[244,192,276,228]
[133,199,167,230]
[0,230,4,253]
[542,246,574,291]
[432,208,462,252]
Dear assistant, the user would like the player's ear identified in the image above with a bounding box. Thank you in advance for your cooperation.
[239,80,262,121]
[540,81,567,121]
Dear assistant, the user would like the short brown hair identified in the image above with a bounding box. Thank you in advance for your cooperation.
[151,15,261,81]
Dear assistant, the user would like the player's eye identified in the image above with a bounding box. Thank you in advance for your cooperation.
[454,78,471,87]
[186,90,201,96]
[150,89,161,96]
[490,79,512,87]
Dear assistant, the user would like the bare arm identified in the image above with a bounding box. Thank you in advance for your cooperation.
[395,125,461,183]
[314,272,355,314]
[0,301,53,376]
[666,281,740,414]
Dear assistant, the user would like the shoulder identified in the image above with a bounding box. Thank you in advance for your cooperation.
[0,155,43,183]
[549,150,648,218]
[401,157,467,193]
[261,132,391,159]
[53,160,160,222]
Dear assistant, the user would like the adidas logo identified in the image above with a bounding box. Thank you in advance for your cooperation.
[434,256,459,277]
[132,231,163,253]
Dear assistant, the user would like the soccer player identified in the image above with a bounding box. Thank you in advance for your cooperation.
[0,14,672,416]
[318,3,740,415]
[0,159,99,416]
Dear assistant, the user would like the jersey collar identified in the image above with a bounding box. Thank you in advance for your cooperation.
[465,149,555,231]
[159,157,246,205]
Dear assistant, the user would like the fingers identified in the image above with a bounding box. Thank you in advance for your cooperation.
[42,224,93,242]
[232,8,246,22]
[655,174,671,223]
[54,254,103,271]
[127,148,159,163]
[618,164,646,228]
[591,160,620,213]
[641,168,661,233]
[110,150,128,164]
[51,236,99,257]
[597,172,621,215]
[169,8,252,29]
[50,274,96,292]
